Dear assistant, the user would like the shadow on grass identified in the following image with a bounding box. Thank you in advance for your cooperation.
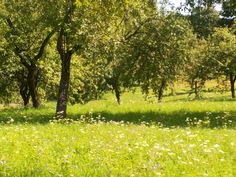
[0,107,55,124]
[1,106,235,129]
[72,110,236,128]
[164,90,235,103]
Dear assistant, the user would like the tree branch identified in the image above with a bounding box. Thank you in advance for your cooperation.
[14,46,31,69]
[123,18,154,41]
[6,18,31,68]
[57,29,65,58]
[6,18,14,29]
[34,29,56,61]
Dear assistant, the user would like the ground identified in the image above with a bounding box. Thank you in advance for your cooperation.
[0,87,235,176]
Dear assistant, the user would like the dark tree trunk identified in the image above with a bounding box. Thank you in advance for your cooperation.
[55,1,80,118]
[19,81,30,107]
[106,77,121,104]
[190,78,194,90]
[27,67,40,108]
[158,79,167,103]
[194,81,199,98]
[114,84,121,105]
[230,73,236,99]
[56,54,72,118]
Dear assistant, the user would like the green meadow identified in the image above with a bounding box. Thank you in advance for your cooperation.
[0,89,236,177]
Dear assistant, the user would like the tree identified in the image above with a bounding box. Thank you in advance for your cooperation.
[220,0,236,26]
[124,13,194,102]
[184,0,220,38]
[184,38,210,97]
[206,27,236,98]
[222,0,236,19]
[50,0,157,117]
[1,1,55,108]
[47,0,102,117]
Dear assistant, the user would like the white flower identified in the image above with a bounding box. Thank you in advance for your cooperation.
[214,144,220,148]
[189,144,195,148]
[218,150,225,154]
[193,158,200,162]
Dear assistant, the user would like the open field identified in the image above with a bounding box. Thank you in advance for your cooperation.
[1,1,236,176]
[0,90,236,176]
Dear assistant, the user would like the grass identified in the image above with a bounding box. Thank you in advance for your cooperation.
[0,124,236,176]
[1,90,235,127]
[0,88,236,176]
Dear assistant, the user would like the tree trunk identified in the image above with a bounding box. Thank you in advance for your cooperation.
[194,81,199,98]
[27,68,40,108]
[230,73,236,99]
[106,77,121,104]
[158,79,167,103]
[56,54,71,118]
[19,81,30,107]
[114,84,121,105]
[190,78,194,90]
[55,0,80,118]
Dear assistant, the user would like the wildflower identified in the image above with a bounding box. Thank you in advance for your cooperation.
[168,152,175,156]
[193,158,200,162]
[189,144,195,148]
[213,144,220,148]
[204,149,212,153]
[0,160,7,165]
[186,131,192,135]
[180,161,188,165]
[142,141,149,147]
[218,150,224,154]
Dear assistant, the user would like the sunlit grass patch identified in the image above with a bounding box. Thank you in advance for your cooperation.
[0,123,235,176]
[0,90,236,176]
